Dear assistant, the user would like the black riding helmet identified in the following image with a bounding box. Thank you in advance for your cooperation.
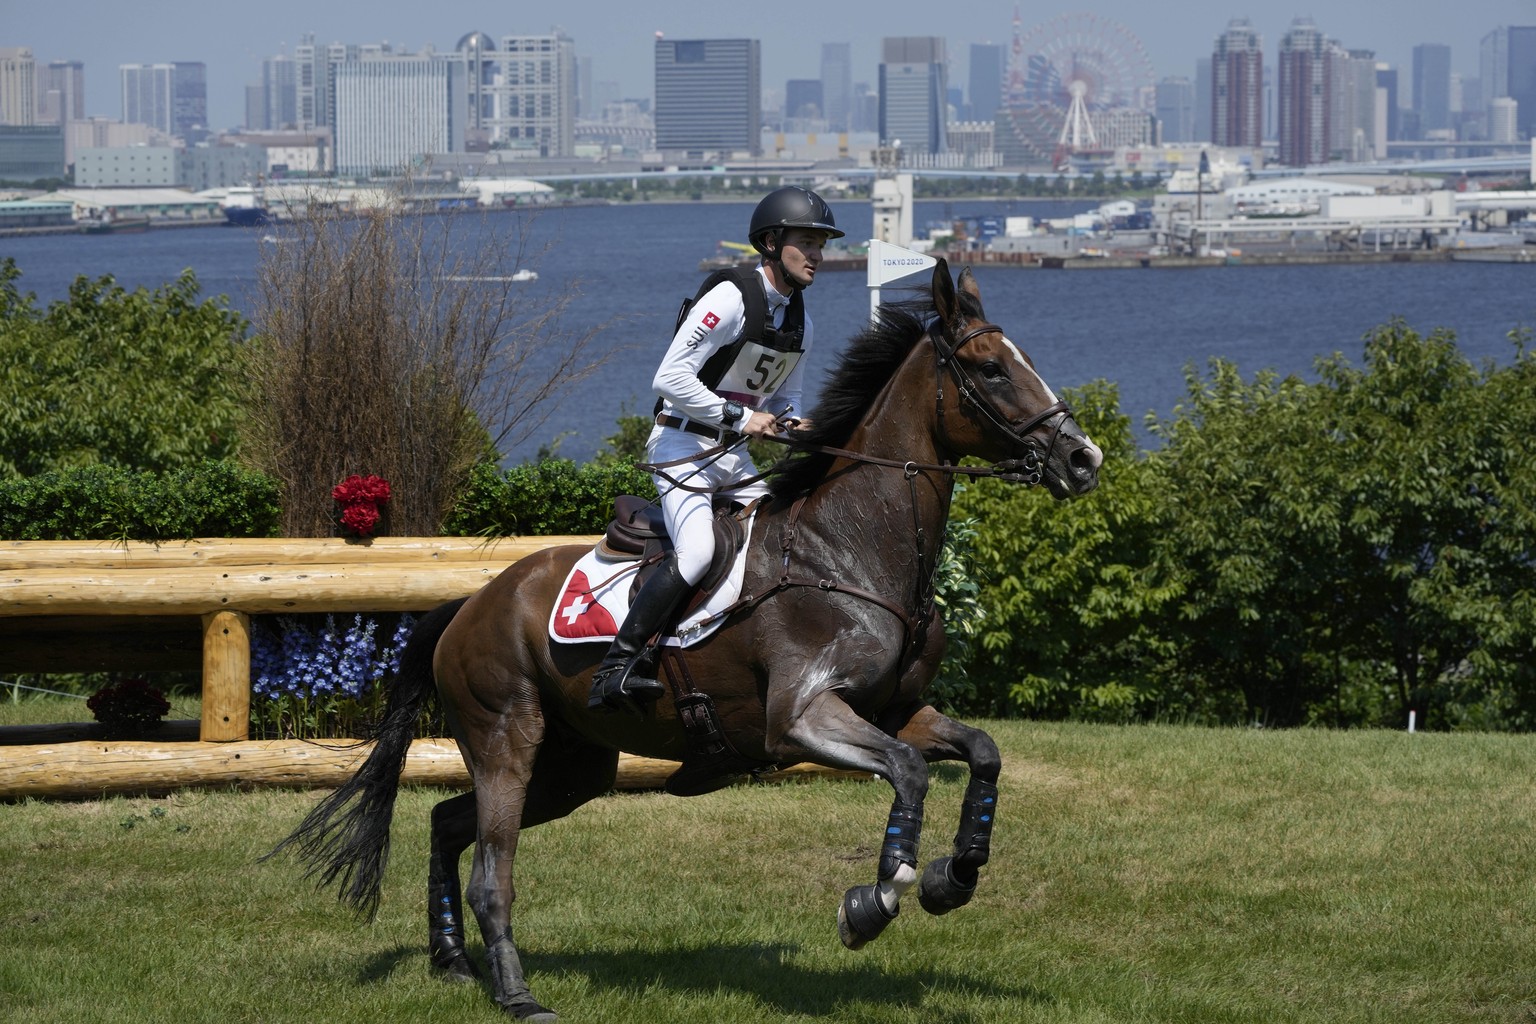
[748,185,845,257]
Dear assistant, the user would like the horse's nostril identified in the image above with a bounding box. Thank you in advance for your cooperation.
[1069,447,1098,475]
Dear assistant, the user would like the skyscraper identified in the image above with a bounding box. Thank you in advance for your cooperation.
[171,61,207,140]
[1376,64,1401,141]
[1212,18,1263,148]
[969,43,1003,125]
[784,79,823,126]
[653,38,760,158]
[481,33,576,158]
[1278,18,1331,167]
[0,47,37,126]
[121,63,173,135]
[821,43,851,134]
[1481,25,1536,142]
[37,59,84,125]
[333,52,466,176]
[880,36,947,155]
[1412,43,1451,137]
[1156,76,1195,143]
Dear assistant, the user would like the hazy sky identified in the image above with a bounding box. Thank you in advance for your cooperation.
[8,0,1536,131]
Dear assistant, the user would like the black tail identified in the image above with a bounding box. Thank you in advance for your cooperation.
[264,597,470,918]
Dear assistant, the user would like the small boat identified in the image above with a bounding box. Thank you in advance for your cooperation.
[222,185,271,227]
[78,212,150,234]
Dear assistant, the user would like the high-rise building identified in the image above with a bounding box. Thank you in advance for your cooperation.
[1488,96,1518,142]
[1156,76,1195,143]
[171,61,207,140]
[120,61,205,139]
[1194,57,1213,142]
[880,36,947,155]
[653,38,760,158]
[1212,19,1263,148]
[1376,64,1401,141]
[1278,18,1331,167]
[481,32,576,158]
[332,52,466,176]
[1412,43,1451,137]
[821,43,851,133]
[0,47,38,126]
[1337,50,1381,160]
[1481,26,1536,142]
[37,59,84,125]
[784,79,823,126]
[969,43,1003,125]
[121,63,173,134]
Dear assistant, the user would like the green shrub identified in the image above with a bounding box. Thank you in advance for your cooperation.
[0,460,281,540]
[444,458,656,536]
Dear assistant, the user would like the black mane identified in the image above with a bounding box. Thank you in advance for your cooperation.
[767,288,984,501]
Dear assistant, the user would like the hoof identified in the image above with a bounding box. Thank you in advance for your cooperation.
[430,944,480,982]
[917,856,978,916]
[837,883,896,950]
[503,998,558,1022]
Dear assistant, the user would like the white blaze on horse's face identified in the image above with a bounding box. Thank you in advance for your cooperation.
[997,333,1059,404]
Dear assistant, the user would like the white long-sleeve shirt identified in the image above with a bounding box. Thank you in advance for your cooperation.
[652,265,811,432]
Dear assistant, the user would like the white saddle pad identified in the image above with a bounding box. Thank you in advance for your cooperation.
[547,513,756,648]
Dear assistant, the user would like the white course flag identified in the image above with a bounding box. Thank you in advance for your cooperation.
[866,239,939,320]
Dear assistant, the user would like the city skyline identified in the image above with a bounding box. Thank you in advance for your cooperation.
[6,1,1535,132]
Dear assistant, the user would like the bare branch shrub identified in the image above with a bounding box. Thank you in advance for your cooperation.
[240,195,605,536]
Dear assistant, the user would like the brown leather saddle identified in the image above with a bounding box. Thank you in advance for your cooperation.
[599,494,749,602]
[596,495,770,796]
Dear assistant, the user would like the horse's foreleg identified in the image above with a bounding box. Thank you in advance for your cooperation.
[891,705,1000,915]
[769,688,929,950]
[427,792,479,981]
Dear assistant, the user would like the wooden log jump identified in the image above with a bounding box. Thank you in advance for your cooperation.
[0,740,870,800]
[0,536,595,741]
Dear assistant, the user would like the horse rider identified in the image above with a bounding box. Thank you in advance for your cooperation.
[587,185,844,713]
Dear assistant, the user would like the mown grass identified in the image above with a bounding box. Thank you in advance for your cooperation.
[1,720,1532,1023]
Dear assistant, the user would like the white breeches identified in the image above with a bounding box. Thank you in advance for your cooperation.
[649,424,767,586]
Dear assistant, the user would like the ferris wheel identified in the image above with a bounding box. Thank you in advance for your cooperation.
[1008,12,1156,155]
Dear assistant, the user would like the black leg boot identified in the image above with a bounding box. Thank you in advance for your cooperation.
[587,556,693,714]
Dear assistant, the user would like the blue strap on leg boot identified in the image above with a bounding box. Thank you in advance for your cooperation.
[587,556,693,714]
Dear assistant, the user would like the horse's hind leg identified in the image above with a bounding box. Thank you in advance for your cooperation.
[427,792,479,981]
[890,705,1000,915]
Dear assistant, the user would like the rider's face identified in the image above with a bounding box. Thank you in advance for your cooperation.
[774,228,830,289]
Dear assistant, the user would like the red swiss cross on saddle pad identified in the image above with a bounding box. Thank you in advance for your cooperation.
[547,521,757,648]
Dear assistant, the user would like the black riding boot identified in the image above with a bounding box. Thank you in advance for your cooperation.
[587,557,693,714]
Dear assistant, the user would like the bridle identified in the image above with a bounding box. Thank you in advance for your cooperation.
[645,319,1072,492]
[930,320,1072,488]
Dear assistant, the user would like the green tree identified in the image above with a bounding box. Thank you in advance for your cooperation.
[0,259,246,478]
[954,380,1184,720]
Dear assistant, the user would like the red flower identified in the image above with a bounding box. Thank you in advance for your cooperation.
[332,474,391,505]
[333,474,391,537]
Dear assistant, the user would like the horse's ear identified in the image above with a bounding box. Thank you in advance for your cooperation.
[957,266,983,310]
[931,257,957,331]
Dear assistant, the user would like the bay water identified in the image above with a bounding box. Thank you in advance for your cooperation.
[5,199,1533,463]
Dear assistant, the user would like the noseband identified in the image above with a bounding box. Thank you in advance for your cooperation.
[932,322,1071,486]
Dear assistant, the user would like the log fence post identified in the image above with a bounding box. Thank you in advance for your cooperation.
[200,610,250,741]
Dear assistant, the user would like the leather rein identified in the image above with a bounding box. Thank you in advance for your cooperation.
[661,319,1075,668]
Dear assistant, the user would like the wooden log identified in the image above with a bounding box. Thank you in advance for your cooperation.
[0,536,599,571]
[0,615,203,672]
[0,739,870,799]
[200,611,250,741]
[0,562,517,616]
[0,719,202,745]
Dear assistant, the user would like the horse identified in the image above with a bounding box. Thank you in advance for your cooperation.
[271,259,1102,1020]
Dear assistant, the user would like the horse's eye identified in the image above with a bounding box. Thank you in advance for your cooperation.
[980,361,1005,380]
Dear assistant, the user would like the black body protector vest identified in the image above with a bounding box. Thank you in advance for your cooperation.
[657,265,806,417]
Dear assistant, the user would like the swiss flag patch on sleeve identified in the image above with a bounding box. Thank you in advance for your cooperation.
[701,311,720,329]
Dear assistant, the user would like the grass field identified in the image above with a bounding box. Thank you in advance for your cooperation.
[1,717,1532,1023]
